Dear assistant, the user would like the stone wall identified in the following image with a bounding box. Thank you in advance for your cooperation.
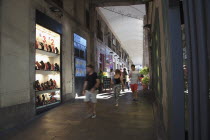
[0,0,91,130]
[147,0,185,139]
[143,16,150,67]
[147,0,170,135]
[0,0,35,130]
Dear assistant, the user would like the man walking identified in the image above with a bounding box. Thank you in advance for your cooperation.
[122,68,128,91]
[129,64,140,101]
[83,64,100,118]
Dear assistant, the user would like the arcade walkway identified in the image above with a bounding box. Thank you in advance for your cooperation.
[1,91,156,140]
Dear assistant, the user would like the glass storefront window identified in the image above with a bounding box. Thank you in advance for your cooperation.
[35,24,61,109]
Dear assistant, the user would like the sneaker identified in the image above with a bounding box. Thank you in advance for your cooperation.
[115,103,119,107]
[91,114,96,119]
[85,114,92,119]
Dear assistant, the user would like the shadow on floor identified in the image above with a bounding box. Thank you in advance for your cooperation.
[2,90,156,140]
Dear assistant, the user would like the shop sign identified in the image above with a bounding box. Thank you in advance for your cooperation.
[75,58,86,77]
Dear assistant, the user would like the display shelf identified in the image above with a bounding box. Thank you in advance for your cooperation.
[35,24,61,112]
[36,49,60,57]
[36,70,60,75]
[36,101,61,109]
[35,89,60,95]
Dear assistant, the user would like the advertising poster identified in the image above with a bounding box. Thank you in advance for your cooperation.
[74,33,87,77]
[75,58,86,77]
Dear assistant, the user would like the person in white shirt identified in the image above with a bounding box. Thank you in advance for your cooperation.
[129,64,140,101]
[110,69,115,80]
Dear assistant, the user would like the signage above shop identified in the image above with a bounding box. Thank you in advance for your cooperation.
[74,33,87,47]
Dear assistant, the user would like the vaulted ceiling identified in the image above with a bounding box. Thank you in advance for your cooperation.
[90,0,148,6]
[98,5,145,65]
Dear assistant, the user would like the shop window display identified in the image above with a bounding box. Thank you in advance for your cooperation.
[35,24,61,109]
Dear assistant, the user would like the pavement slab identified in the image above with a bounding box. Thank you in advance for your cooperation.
[1,90,156,140]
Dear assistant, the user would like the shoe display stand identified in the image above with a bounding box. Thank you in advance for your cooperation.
[36,70,60,75]
[35,24,62,111]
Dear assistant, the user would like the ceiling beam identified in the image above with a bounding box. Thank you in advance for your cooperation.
[90,0,146,7]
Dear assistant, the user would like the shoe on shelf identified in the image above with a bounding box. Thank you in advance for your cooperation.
[91,114,96,119]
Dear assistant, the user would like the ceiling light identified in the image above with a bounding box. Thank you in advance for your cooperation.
[50,6,61,12]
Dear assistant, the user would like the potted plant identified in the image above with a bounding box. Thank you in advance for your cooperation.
[141,76,149,90]
[139,67,149,75]
[139,66,149,83]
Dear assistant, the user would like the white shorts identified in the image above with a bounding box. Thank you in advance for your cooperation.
[84,90,98,103]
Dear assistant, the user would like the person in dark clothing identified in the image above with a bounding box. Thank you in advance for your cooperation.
[111,69,124,106]
[82,64,100,119]
[122,68,128,91]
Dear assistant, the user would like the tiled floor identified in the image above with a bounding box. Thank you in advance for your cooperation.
[2,90,156,140]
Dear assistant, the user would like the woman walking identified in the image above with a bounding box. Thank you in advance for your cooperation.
[111,69,124,106]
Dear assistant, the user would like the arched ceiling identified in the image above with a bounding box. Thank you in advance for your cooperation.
[90,0,147,7]
[98,5,145,65]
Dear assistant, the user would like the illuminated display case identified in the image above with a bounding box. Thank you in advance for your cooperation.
[35,24,61,110]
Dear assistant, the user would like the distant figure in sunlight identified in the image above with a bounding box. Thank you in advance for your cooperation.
[110,68,115,81]
[82,64,100,119]
[111,69,124,106]
[122,68,128,91]
[129,64,140,101]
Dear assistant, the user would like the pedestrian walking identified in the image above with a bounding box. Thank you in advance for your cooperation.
[110,68,115,90]
[129,64,140,101]
[122,68,128,91]
[82,64,100,119]
[111,69,124,106]
[110,68,115,80]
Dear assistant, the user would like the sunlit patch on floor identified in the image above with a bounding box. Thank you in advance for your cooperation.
[75,90,130,100]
